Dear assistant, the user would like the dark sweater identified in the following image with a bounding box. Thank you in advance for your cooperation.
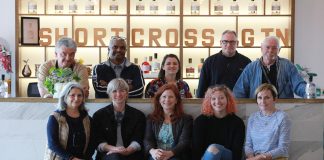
[197,51,251,98]
[192,114,245,160]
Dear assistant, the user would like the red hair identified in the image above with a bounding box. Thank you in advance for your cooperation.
[201,85,237,116]
[149,84,184,123]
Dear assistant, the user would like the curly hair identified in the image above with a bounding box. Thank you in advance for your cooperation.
[201,85,237,116]
[149,84,184,123]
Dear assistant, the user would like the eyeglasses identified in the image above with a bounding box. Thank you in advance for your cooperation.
[221,40,237,45]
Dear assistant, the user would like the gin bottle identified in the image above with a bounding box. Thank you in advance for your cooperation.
[213,0,223,15]
[85,0,95,14]
[109,0,119,14]
[141,57,151,74]
[230,0,239,15]
[271,0,281,15]
[136,0,145,14]
[151,53,160,73]
[150,0,159,15]
[166,0,175,15]
[248,0,257,15]
[0,75,8,98]
[69,0,78,13]
[191,0,200,15]
[54,0,64,14]
[28,0,37,14]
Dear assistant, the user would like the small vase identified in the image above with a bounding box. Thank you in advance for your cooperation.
[22,64,32,77]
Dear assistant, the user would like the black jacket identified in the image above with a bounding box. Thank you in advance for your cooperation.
[92,103,146,160]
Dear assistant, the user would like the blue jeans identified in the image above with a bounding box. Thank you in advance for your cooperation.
[202,144,232,160]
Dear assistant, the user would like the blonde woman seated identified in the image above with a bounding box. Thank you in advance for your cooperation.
[245,83,291,160]
[192,85,245,160]
[45,82,94,160]
[144,84,193,160]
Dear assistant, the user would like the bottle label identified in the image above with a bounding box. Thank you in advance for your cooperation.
[214,5,223,11]
[248,5,257,12]
[150,5,158,11]
[306,84,316,98]
[110,5,118,11]
[85,5,95,11]
[69,4,78,11]
[28,3,37,10]
[141,65,151,72]
[186,67,195,73]
[55,5,64,10]
[166,5,175,11]
[136,5,145,11]
[272,5,280,11]
[191,5,200,11]
[230,5,239,11]
[151,62,160,71]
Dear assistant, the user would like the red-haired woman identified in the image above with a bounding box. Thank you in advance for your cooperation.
[144,84,193,160]
[192,85,245,160]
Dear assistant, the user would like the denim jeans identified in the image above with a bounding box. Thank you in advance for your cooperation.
[202,144,232,160]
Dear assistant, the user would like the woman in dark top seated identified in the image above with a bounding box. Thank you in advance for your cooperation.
[92,78,146,160]
[192,85,245,160]
[144,84,193,160]
[45,82,94,160]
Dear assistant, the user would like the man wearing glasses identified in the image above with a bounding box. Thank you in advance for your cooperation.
[233,36,306,98]
[92,36,145,98]
[196,30,251,98]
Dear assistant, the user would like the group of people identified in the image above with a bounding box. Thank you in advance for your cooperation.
[40,30,298,159]
[45,80,291,160]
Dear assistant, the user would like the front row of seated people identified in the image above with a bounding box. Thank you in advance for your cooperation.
[45,79,291,160]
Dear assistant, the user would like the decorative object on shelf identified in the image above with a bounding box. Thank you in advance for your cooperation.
[136,0,145,14]
[21,17,40,45]
[296,64,318,99]
[191,0,200,15]
[85,0,95,14]
[28,0,37,14]
[213,0,223,15]
[166,0,175,15]
[271,0,281,15]
[186,58,195,78]
[35,64,41,77]
[0,37,12,73]
[150,0,159,15]
[109,0,119,14]
[22,59,32,77]
[69,0,78,13]
[248,0,257,15]
[44,66,81,98]
[85,64,92,76]
[54,0,64,14]
[230,0,239,14]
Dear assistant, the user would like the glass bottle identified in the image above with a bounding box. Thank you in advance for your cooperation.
[0,75,8,98]
[136,0,145,14]
[109,0,119,14]
[141,57,151,74]
[151,53,161,73]
[150,0,159,15]
[305,74,316,99]
[271,0,281,15]
[248,0,257,15]
[191,0,200,15]
[166,0,175,15]
[134,58,139,65]
[69,0,78,13]
[186,58,195,78]
[85,0,95,14]
[213,0,223,15]
[28,0,37,14]
[54,0,64,14]
[230,0,239,15]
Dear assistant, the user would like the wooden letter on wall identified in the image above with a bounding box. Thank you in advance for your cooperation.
[55,28,68,43]
[202,29,214,47]
[132,28,144,47]
[184,29,197,47]
[94,28,106,46]
[111,28,124,36]
[242,29,254,47]
[149,28,161,47]
[276,29,289,47]
[39,28,52,46]
[261,28,274,37]
[75,28,88,46]
[166,29,178,47]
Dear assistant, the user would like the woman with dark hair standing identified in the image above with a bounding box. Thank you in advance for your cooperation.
[144,84,193,160]
[145,54,192,98]
[45,82,94,160]
[192,85,245,160]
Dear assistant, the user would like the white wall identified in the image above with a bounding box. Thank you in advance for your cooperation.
[1,1,324,96]
[0,1,16,96]
[295,0,324,90]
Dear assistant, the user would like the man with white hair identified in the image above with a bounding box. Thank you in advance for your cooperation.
[233,36,306,98]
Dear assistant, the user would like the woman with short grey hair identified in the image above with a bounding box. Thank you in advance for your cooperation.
[93,78,146,160]
[45,82,94,160]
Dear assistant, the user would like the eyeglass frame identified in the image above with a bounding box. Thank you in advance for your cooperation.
[220,40,238,45]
